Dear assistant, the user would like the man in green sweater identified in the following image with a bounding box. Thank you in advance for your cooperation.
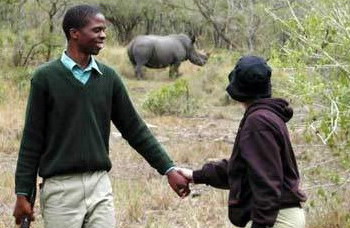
[13,4,190,228]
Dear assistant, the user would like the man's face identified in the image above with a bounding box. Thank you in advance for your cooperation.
[72,13,107,55]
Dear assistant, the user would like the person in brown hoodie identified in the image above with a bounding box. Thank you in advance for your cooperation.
[177,56,307,228]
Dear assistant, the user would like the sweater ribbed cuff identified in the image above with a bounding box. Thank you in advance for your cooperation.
[164,166,176,175]
[16,192,29,196]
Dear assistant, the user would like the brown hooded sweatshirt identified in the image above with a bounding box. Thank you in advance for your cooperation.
[193,98,307,227]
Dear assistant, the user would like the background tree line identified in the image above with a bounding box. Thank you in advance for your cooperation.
[0,0,310,66]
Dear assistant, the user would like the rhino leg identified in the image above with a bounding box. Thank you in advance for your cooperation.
[169,62,181,78]
[131,45,152,80]
[135,64,144,80]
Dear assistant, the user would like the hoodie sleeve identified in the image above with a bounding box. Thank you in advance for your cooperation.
[192,159,230,189]
[239,127,283,227]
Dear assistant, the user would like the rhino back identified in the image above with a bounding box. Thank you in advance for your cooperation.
[129,35,188,68]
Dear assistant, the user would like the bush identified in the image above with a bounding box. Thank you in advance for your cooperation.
[142,79,198,116]
[268,3,350,226]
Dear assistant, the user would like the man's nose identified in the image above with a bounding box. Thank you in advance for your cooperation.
[100,30,106,39]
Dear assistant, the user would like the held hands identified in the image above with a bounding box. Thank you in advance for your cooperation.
[13,195,35,225]
[166,169,191,198]
[166,167,195,198]
[175,167,194,183]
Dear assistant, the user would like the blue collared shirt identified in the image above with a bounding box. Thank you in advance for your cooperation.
[60,52,103,84]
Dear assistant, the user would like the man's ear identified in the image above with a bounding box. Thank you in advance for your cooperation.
[69,28,79,39]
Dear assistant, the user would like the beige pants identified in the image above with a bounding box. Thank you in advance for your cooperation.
[40,171,116,228]
[245,207,305,228]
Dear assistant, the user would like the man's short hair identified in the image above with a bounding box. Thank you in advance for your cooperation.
[62,4,101,40]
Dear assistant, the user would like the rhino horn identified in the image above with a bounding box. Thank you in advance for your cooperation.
[191,35,196,44]
[198,49,211,58]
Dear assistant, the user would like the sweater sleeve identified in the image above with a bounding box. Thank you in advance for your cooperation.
[193,159,230,189]
[110,74,174,175]
[15,79,46,195]
[239,129,283,227]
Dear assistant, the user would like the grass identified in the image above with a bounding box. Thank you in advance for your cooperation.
[0,45,349,227]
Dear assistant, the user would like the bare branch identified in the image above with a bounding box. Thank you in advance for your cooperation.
[266,7,350,78]
[192,0,238,49]
[309,98,340,145]
[287,0,305,33]
[22,41,45,66]
[303,158,339,171]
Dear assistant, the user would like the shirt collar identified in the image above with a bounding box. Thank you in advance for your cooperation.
[61,51,103,76]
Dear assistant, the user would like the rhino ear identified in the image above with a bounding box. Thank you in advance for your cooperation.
[191,35,196,44]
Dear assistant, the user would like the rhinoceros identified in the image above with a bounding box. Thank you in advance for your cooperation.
[127,34,208,79]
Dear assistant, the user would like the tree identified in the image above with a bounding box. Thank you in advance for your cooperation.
[101,0,207,45]
[100,1,144,44]
[11,0,28,66]
[36,0,69,61]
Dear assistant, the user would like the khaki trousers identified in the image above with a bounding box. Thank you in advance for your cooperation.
[40,171,116,228]
[245,207,305,228]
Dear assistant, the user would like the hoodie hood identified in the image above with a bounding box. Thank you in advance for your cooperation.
[245,98,293,123]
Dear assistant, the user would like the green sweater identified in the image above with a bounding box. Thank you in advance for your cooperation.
[15,59,174,195]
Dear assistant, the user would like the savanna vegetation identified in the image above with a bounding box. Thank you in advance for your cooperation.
[0,0,349,227]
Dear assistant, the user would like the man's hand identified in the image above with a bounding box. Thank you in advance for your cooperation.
[175,167,194,182]
[13,195,34,225]
[166,169,191,198]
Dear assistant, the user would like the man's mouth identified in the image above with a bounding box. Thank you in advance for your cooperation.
[96,42,104,49]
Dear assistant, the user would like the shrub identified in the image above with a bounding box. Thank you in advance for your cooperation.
[268,2,350,226]
[142,79,198,116]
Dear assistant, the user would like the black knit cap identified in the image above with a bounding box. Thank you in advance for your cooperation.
[226,55,272,102]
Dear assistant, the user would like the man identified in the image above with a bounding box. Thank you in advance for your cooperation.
[13,5,189,228]
[177,56,307,228]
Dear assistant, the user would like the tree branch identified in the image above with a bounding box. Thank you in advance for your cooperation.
[193,0,238,49]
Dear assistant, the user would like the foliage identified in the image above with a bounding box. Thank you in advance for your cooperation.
[100,1,145,44]
[0,0,297,66]
[269,1,350,149]
[268,2,350,227]
[143,79,198,116]
[100,0,208,45]
[0,0,25,29]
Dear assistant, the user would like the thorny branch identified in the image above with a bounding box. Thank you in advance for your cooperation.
[309,99,339,145]
[266,7,350,78]
[193,0,238,49]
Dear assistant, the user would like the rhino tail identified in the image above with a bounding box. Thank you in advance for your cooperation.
[127,44,136,65]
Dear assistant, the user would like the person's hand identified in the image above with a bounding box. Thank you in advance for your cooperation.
[175,167,194,183]
[13,195,34,225]
[166,169,191,198]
